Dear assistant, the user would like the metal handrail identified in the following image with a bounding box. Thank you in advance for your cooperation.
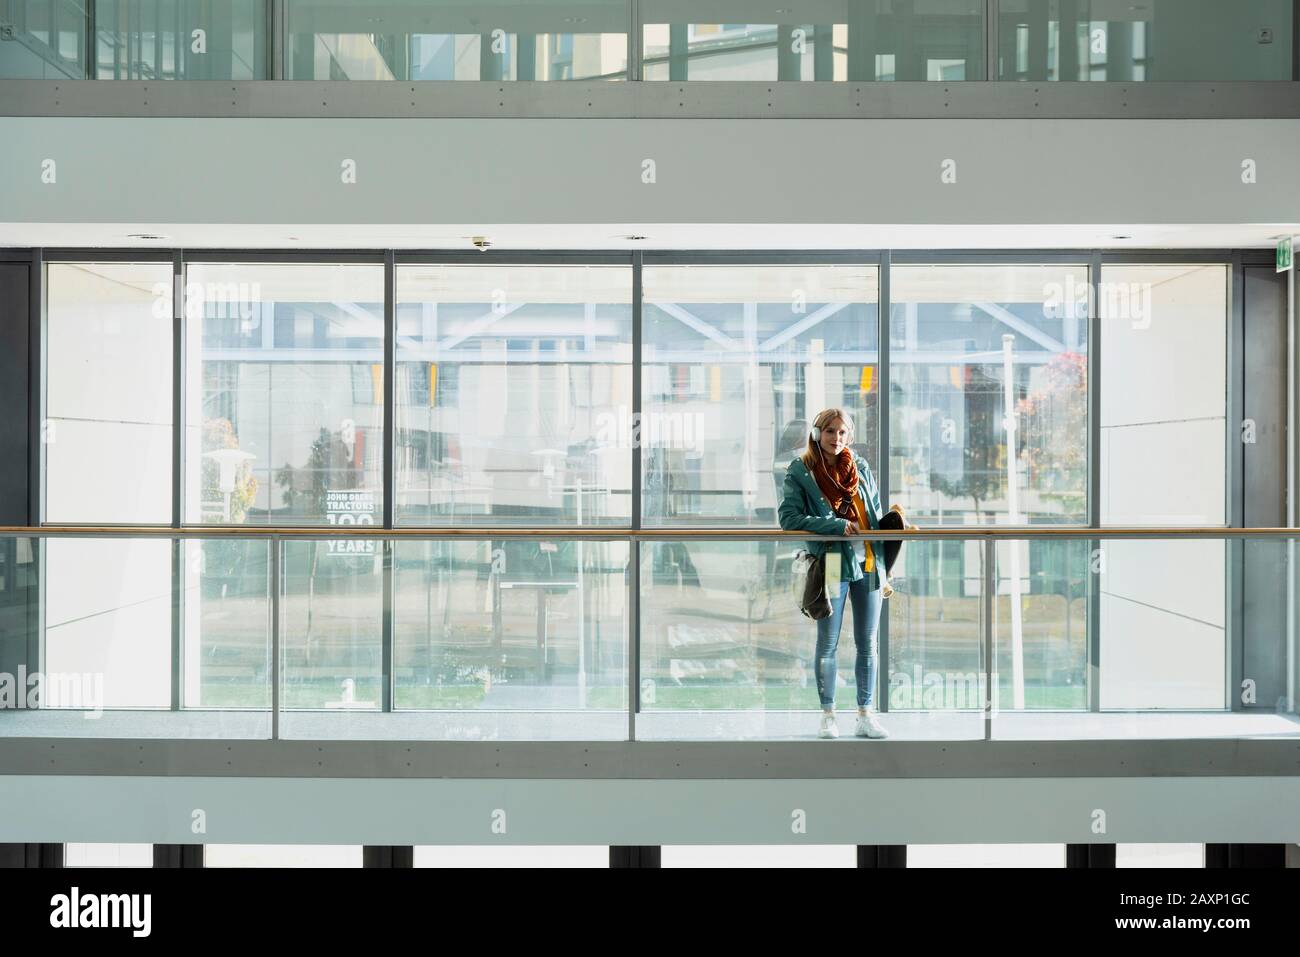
[0,525,1292,540]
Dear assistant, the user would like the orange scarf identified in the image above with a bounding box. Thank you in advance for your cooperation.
[809,447,859,522]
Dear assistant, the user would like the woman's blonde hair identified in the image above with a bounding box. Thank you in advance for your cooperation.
[800,407,855,469]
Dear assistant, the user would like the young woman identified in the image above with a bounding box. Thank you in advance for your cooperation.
[778,407,896,740]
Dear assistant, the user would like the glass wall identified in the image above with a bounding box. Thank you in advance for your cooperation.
[888,263,1089,526]
[887,264,1089,716]
[395,264,633,526]
[286,0,629,80]
[0,0,87,77]
[4,1,1293,81]
[184,262,386,527]
[641,1,986,81]
[44,262,174,525]
[31,251,1282,742]
[642,264,878,526]
[997,0,1294,82]
[94,0,268,79]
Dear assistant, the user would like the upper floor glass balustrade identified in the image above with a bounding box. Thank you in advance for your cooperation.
[13,249,1291,748]
[0,0,1292,81]
[1,528,1296,743]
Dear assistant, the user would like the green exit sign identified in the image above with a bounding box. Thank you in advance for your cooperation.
[1279,237,1294,273]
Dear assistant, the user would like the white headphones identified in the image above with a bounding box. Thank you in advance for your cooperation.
[810,420,852,444]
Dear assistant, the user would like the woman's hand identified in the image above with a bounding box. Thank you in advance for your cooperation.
[843,520,860,536]
[881,582,894,598]
[890,503,917,530]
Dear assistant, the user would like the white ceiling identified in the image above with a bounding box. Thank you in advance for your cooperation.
[0,222,1295,251]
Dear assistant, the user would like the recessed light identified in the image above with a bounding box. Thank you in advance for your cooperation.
[126,232,168,240]
[1110,234,1132,240]
[625,234,647,241]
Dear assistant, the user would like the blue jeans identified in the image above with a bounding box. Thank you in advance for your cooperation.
[813,575,882,710]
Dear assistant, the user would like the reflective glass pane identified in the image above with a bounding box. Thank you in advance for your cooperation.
[45,262,173,524]
[392,538,628,739]
[992,537,1088,711]
[184,263,386,527]
[642,0,984,81]
[642,264,878,526]
[886,540,986,717]
[94,0,267,79]
[278,538,383,730]
[889,264,1090,526]
[637,538,984,740]
[0,535,39,719]
[287,0,629,80]
[0,0,87,77]
[4,534,273,739]
[180,539,271,716]
[997,0,1292,81]
[394,265,632,527]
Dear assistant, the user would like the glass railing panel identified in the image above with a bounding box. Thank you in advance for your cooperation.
[996,0,1294,82]
[180,538,272,735]
[93,0,268,79]
[0,0,88,78]
[990,536,1088,713]
[0,534,272,738]
[641,0,985,82]
[4,529,1297,745]
[635,537,986,740]
[989,534,1300,740]
[0,534,39,722]
[884,538,987,734]
[276,537,383,737]
[286,0,630,81]
[389,537,629,740]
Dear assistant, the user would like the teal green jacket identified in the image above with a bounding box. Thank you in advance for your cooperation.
[778,452,890,589]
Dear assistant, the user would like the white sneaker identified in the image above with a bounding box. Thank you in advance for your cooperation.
[855,709,889,739]
[817,712,839,739]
